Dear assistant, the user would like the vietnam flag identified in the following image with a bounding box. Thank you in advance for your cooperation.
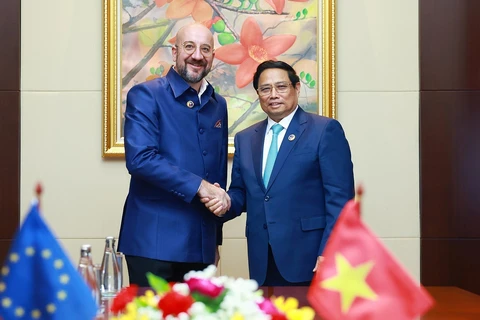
[307,194,434,320]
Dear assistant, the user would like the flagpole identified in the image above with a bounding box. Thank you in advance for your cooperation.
[354,185,363,217]
[35,182,43,210]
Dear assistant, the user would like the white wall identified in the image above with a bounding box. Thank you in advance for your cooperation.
[20,0,419,281]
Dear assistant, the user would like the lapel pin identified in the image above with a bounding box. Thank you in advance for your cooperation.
[186,101,194,108]
[288,134,295,141]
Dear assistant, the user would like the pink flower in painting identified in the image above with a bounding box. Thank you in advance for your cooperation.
[156,0,213,22]
[265,0,285,14]
[214,17,296,88]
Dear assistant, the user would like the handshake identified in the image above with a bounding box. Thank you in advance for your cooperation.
[197,180,231,217]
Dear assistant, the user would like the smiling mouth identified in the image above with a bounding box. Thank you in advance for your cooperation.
[189,63,205,70]
[269,102,283,107]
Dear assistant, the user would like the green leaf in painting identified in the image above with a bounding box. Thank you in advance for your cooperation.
[213,20,226,33]
[218,33,236,45]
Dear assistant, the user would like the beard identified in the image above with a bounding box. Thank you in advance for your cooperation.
[177,60,211,83]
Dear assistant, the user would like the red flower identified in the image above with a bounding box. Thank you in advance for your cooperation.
[158,291,194,317]
[214,17,296,88]
[110,285,139,314]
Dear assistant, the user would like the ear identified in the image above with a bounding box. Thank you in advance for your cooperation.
[172,46,177,62]
[295,81,301,94]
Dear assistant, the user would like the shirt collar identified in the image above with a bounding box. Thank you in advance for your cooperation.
[166,66,217,102]
[266,106,299,133]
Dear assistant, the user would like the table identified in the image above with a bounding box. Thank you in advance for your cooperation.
[422,286,480,319]
[100,286,480,319]
[262,286,480,319]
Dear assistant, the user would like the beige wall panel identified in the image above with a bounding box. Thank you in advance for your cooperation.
[337,91,419,238]
[220,239,249,279]
[223,214,247,240]
[381,238,420,281]
[21,0,101,91]
[21,92,129,237]
[337,0,418,92]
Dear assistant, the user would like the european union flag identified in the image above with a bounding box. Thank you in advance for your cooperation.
[0,202,98,320]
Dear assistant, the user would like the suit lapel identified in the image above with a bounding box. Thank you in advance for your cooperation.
[251,120,268,192]
[266,108,308,190]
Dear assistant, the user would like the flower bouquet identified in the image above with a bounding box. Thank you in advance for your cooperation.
[110,265,315,320]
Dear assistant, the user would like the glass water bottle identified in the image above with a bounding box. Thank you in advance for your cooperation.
[100,236,121,297]
[77,244,101,307]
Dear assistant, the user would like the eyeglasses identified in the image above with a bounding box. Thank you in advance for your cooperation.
[257,82,292,96]
[175,41,214,57]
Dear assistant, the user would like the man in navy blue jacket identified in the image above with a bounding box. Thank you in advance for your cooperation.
[118,23,230,285]
[204,61,354,286]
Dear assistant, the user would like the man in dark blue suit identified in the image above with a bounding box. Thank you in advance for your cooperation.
[118,23,230,286]
[204,60,354,286]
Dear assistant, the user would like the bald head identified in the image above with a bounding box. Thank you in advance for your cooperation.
[172,23,215,90]
[175,23,214,48]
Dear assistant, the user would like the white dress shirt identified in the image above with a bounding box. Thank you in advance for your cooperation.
[262,106,299,176]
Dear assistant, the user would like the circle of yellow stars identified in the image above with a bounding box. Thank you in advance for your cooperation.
[0,247,70,316]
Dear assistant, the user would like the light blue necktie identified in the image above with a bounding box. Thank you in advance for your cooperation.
[263,123,284,187]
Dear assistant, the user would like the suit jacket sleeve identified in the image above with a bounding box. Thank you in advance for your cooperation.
[223,134,247,221]
[216,104,229,245]
[124,84,203,203]
[318,119,355,256]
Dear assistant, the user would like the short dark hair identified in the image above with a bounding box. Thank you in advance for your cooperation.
[252,60,300,90]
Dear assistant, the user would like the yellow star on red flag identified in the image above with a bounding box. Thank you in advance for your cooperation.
[308,196,435,319]
[321,253,377,313]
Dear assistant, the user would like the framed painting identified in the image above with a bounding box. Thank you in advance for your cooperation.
[103,0,336,157]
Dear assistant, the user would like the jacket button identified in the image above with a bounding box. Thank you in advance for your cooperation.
[264,196,270,202]
[263,224,267,229]
[205,172,209,178]
[199,128,204,134]
[203,150,207,156]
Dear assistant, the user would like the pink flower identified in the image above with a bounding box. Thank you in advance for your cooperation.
[258,298,288,320]
[185,278,224,298]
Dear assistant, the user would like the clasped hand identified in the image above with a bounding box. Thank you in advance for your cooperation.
[197,180,230,217]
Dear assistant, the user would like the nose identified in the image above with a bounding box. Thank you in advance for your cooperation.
[191,47,203,60]
[270,86,279,98]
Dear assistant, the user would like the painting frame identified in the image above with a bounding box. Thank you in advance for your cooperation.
[102,0,336,158]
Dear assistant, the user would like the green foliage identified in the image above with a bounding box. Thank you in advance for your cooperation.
[138,19,168,47]
[146,272,170,294]
[213,20,226,33]
[294,8,308,20]
[134,296,148,308]
[299,71,316,89]
[218,33,236,45]
[191,289,228,313]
